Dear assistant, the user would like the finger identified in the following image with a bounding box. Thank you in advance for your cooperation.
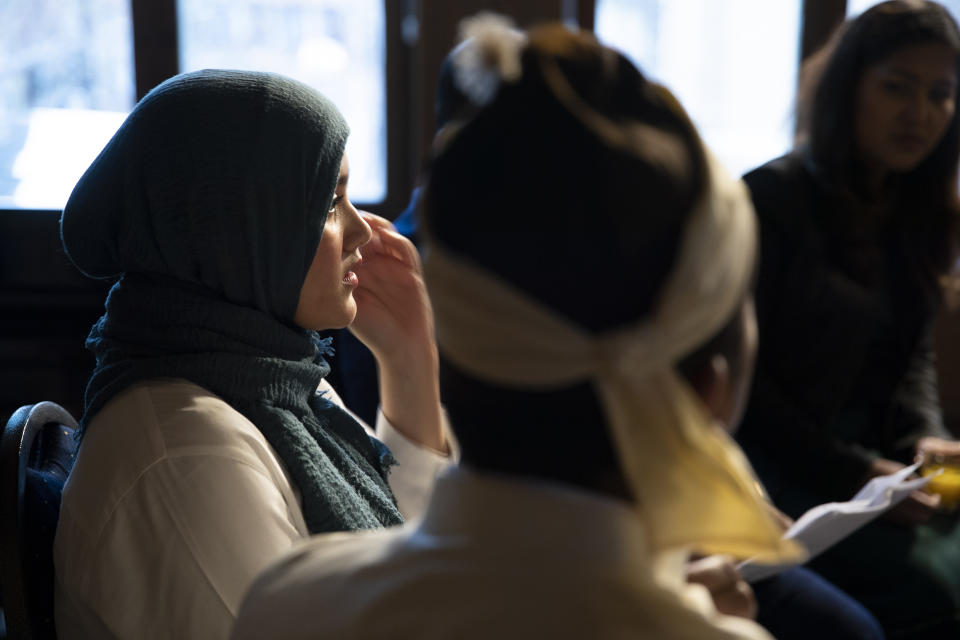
[352,299,391,328]
[916,439,940,465]
[360,225,409,263]
[710,580,757,620]
[686,556,739,590]
[354,271,427,319]
[351,291,396,330]
[353,275,401,309]
[359,210,396,231]
[918,437,960,459]
[913,489,941,510]
[373,228,421,268]
[355,255,423,291]
[357,213,401,259]
[711,582,757,620]
[360,224,385,258]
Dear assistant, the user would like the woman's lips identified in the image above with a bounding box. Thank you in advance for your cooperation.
[343,253,362,287]
[891,133,927,152]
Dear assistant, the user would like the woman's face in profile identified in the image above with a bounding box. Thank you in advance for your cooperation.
[854,42,957,177]
[293,155,373,330]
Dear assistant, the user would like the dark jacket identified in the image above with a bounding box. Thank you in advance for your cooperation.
[737,152,950,508]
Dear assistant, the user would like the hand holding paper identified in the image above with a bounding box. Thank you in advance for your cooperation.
[739,463,937,582]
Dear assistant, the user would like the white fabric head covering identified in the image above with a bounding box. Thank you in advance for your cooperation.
[423,31,802,562]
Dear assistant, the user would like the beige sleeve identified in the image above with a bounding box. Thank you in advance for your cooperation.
[374,408,457,519]
[77,453,305,640]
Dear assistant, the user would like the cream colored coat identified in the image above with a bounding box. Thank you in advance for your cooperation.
[54,378,452,640]
[233,467,774,640]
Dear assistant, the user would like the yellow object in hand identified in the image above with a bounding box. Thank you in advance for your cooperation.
[921,463,960,510]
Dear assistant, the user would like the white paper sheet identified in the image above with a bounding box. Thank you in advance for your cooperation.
[738,463,937,582]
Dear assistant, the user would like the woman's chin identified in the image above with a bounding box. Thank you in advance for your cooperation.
[292,303,357,332]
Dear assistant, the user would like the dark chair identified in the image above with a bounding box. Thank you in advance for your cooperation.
[0,403,78,640]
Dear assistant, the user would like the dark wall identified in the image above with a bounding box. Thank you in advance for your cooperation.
[6,0,959,434]
[936,304,960,433]
[0,211,109,421]
[0,1,577,425]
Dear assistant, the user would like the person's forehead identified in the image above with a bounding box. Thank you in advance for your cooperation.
[874,43,957,82]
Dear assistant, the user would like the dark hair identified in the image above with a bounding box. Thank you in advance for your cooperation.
[800,0,960,277]
[424,24,742,492]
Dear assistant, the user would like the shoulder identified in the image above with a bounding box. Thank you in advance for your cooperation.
[56,380,309,634]
[234,528,407,639]
[60,379,292,541]
[86,378,266,457]
[254,527,401,589]
[742,152,819,230]
[743,153,805,197]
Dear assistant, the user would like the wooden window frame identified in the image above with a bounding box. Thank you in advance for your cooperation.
[131,0,414,215]
[1,0,846,217]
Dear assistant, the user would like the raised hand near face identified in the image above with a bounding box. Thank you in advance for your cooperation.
[351,212,447,453]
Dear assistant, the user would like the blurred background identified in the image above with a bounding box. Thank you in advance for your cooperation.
[2,0,959,431]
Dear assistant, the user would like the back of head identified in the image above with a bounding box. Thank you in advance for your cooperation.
[60,69,349,321]
[421,19,799,564]
[423,21,708,487]
[426,22,705,335]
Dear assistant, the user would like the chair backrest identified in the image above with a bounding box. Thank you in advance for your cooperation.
[0,402,78,640]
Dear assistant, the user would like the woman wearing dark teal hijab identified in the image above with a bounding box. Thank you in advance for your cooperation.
[54,69,452,640]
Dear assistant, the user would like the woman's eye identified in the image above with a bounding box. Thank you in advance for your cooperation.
[882,80,909,97]
[930,87,954,103]
[329,195,343,212]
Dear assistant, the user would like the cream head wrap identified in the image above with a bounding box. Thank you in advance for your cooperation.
[423,24,803,563]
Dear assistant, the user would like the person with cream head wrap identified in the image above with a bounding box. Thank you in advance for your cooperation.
[232,21,801,640]
[54,70,454,640]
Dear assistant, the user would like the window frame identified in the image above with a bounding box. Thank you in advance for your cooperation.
[0,0,845,217]
[0,0,852,421]
[130,0,412,215]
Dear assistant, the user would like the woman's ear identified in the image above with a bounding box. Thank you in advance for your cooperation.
[690,354,734,430]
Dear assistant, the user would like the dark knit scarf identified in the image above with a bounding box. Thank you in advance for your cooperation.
[82,274,402,533]
[60,69,403,534]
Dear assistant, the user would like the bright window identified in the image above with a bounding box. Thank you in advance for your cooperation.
[594,0,803,178]
[847,0,960,21]
[178,0,386,203]
[0,1,134,209]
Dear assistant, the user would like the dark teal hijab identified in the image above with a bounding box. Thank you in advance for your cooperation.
[60,69,402,533]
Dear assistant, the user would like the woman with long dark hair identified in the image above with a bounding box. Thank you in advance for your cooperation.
[737,1,960,635]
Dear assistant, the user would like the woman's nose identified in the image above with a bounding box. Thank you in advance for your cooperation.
[900,92,922,124]
[345,201,373,251]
